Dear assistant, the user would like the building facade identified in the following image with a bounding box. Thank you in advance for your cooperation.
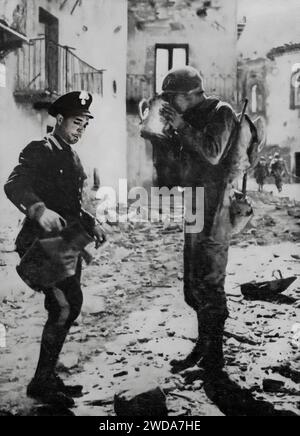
[127,0,238,189]
[0,0,128,201]
[267,45,300,176]
[238,45,300,176]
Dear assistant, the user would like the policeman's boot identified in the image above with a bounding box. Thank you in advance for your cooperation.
[27,322,75,408]
[170,312,206,374]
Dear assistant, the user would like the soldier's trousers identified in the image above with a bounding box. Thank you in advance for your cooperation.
[183,234,229,322]
[183,234,229,370]
[274,174,283,192]
[34,259,83,381]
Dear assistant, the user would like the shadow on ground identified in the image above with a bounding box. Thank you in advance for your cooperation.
[202,373,298,416]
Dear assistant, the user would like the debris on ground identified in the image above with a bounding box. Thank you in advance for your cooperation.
[0,187,299,416]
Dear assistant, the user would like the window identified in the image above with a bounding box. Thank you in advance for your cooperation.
[155,44,189,93]
[251,84,257,113]
[0,62,5,87]
[295,152,300,178]
[250,83,264,114]
[290,63,300,109]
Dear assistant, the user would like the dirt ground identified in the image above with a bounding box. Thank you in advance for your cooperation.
[0,182,299,416]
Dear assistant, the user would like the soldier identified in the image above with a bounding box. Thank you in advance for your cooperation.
[147,66,263,382]
[270,152,287,193]
[4,91,106,407]
[254,156,269,192]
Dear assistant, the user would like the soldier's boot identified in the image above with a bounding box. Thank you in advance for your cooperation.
[27,378,75,409]
[199,324,225,377]
[27,321,74,408]
[170,338,204,374]
[52,374,83,398]
[170,313,226,374]
[170,312,207,373]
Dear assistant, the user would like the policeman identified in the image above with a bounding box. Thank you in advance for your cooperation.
[152,67,258,380]
[4,91,106,407]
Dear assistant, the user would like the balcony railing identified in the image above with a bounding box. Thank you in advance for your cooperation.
[127,74,152,102]
[126,72,236,106]
[14,37,104,103]
[205,73,237,105]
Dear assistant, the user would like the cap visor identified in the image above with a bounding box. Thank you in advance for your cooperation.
[74,110,94,119]
[47,107,94,119]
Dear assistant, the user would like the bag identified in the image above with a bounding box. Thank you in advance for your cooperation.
[229,189,253,236]
[17,222,93,291]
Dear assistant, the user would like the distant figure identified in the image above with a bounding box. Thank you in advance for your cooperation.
[270,152,287,193]
[254,156,269,192]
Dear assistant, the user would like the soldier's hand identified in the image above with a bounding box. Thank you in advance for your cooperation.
[160,103,185,130]
[38,208,66,233]
[93,223,107,249]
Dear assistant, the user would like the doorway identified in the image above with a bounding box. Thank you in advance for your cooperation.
[39,8,59,93]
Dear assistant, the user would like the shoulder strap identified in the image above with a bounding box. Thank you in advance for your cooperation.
[217,104,239,164]
[43,134,63,151]
[205,98,221,121]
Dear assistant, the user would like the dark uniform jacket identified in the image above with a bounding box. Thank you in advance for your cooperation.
[4,134,95,256]
[254,162,269,184]
[270,158,285,176]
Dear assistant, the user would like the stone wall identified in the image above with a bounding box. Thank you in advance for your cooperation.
[238,51,300,175]
[127,0,238,188]
[0,0,128,219]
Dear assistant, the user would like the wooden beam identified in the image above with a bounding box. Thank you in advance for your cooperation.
[71,0,81,15]
[60,0,69,10]
[0,22,29,44]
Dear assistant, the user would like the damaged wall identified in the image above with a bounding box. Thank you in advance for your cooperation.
[0,0,127,210]
[128,0,237,92]
[237,57,267,119]
[266,51,300,174]
[239,51,300,174]
[0,0,27,34]
[127,0,238,189]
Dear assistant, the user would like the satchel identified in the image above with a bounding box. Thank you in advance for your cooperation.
[16,222,93,291]
[229,189,253,236]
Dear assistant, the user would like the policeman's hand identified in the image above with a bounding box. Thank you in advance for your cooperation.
[93,223,107,249]
[38,208,66,233]
[160,103,185,130]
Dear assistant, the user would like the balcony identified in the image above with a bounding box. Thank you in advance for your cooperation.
[126,74,152,113]
[0,20,29,59]
[14,37,104,107]
[127,74,152,102]
[126,72,236,107]
[205,73,237,105]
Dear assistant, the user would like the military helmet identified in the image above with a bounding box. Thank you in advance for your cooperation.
[162,66,204,95]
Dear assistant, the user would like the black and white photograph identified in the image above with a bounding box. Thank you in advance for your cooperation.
[0,0,299,418]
